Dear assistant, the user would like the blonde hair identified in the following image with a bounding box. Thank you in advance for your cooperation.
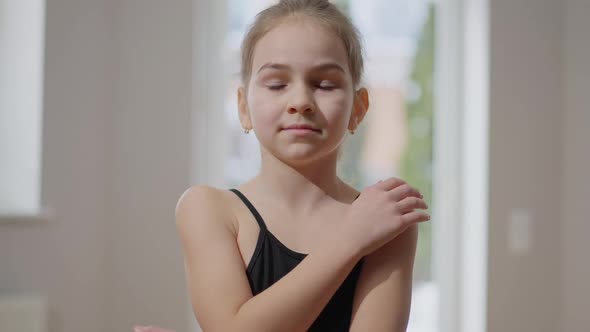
[241,0,365,88]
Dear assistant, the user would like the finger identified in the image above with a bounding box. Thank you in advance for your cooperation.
[388,183,423,202]
[400,211,430,225]
[374,177,406,191]
[396,196,428,213]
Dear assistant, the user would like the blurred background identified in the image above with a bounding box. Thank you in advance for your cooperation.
[0,0,588,332]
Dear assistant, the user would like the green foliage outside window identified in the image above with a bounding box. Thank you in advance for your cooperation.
[400,4,435,281]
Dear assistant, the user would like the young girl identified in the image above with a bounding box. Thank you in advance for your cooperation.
[175,1,430,331]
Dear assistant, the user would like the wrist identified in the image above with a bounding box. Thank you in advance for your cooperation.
[322,235,363,265]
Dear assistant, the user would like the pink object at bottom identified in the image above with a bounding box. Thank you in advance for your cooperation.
[133,325,176,332]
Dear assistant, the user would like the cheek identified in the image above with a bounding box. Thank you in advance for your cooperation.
[317,92,353,126]
[247,90,283,130]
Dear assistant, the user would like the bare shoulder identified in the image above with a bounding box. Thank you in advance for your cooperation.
[174,185,253,330]
[175,184,227,215]
[175,184,238,235]
[364,224,418,269]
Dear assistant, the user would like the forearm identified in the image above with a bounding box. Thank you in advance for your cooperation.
[229,242,361,332]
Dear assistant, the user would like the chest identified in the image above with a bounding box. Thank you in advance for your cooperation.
[232,200,343,270]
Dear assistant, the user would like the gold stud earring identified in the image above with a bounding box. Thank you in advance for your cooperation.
[349,118,358,135]
[244,128,251,134]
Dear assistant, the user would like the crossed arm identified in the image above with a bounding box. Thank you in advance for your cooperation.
[175,185,418,332]
[349,224,418,331]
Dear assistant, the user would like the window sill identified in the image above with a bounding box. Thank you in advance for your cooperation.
[0,207,55,225]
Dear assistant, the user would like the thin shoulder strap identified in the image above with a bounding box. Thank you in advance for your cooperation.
[229,188,268,231]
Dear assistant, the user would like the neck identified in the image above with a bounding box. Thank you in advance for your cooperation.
[253,147,346,214]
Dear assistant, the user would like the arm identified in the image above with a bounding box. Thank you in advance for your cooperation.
[349,225,419,332]
[175,185,362,332]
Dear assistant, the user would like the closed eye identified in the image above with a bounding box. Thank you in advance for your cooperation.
[315,79,338,91]
[268,84,287,91]
[318,84,336,91]
[317,83,337,91]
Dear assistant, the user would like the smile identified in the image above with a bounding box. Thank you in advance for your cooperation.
[282,128,322,135]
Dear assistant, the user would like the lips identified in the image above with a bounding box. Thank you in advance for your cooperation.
[283,124,321,132]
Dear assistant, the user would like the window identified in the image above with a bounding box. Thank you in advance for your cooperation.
[0,0,46,218]
[191,1,488,331]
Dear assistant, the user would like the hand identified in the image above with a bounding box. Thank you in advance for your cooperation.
[343,177,430,258]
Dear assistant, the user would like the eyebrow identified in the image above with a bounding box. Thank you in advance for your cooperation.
[256,62,346,75]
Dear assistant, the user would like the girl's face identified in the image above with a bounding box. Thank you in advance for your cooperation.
[238,17,368,165]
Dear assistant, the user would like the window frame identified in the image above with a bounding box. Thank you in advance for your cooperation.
[433,0,489,331]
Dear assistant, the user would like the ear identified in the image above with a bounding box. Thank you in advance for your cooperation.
[348,87,369,131]
[237,86,253,130]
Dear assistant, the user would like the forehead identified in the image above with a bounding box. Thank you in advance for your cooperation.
[251,17,350,74]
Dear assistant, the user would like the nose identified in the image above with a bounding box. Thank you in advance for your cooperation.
[287,84,315,114]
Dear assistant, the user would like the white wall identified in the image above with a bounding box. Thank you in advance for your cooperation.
[563,0,590,331]
[0,0,193,331]
[105,0,192,330]
[0,0,112,331]
[487,0,564,331]
[486,1,590,331]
